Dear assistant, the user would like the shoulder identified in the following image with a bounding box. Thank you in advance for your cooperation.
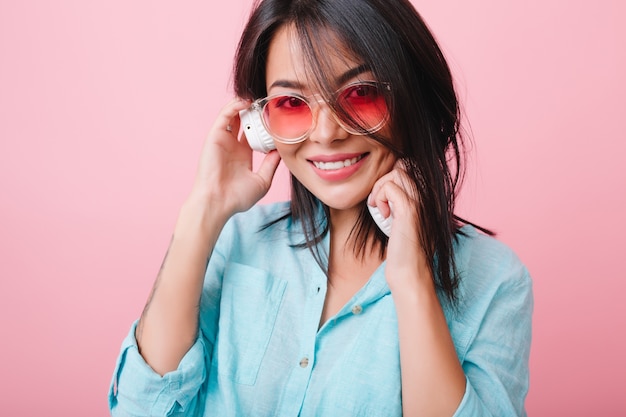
[455,225,531,290]
[450,225,533,317]
[445,225,533,352]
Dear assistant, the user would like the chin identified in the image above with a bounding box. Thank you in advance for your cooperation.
[324,201,361,211]
[313,190,367,212]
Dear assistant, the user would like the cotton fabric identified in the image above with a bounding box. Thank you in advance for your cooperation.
[109,202,533,416]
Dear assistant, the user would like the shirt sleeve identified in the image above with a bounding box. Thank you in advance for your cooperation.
[452,253,534,416]
[108,321,209,417]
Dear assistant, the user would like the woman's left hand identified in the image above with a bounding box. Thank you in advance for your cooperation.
[368,160,433,292]
[370,160,466,417]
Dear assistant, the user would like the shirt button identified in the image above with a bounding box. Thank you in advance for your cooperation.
[299,357,309,368]
[351,305,363,315]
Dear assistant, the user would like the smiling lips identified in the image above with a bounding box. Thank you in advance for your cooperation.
[311,154,366,171]
[308,153,369,181]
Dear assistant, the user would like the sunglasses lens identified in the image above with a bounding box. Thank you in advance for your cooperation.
[260,83,389,142]
[337,83,388,133]
[263,96,312,141]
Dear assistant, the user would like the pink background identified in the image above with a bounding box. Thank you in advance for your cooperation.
[1,0,624,415]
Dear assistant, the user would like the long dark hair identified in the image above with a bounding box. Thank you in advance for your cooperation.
[233,0,491,303]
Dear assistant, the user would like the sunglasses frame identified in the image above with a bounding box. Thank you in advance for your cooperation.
[250,80,392,144]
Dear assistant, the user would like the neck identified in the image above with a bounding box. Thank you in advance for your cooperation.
[328,206,384,262]
[328,207,360,239]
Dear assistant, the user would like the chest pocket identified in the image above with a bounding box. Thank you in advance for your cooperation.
[214,262,287,385]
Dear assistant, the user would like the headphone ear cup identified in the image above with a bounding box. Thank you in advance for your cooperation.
[367,202,393,237]
[239,109,275,153]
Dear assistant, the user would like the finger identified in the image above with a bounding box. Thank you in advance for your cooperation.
[369,181,394,218]
[368,169,396,206]
[373,166,420,212]
[393,158,408,171]
[391,166,418,201]
[385,181,413,215]
[255,150,282,188]
[373,180,423,243]
[212,97,252,137]
[369,165,411,207]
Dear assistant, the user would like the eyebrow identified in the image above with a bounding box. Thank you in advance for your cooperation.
[268,64,371,91]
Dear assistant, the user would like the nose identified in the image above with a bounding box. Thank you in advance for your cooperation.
[307,102,349,145]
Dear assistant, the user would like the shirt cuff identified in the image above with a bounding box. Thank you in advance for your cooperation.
[108,320,207,416]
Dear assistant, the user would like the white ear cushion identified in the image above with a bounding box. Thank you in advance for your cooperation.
[239,109,275,153]
[367,204,393,237]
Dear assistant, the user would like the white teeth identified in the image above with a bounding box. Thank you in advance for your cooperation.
[313,155,363,170]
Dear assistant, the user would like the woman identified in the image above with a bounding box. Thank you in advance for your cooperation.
[109,0,533,416]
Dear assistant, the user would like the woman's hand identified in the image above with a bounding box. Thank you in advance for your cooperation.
[368,160,431,292]
[188,97,281,222]
[368,160,466,416]
[135,98,281,376]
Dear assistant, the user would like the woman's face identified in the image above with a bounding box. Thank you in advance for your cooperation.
[264,25,396,212]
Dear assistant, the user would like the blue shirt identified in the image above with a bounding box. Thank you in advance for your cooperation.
[109,202,533,416]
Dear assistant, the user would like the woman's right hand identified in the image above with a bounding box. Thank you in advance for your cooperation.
[188,97,281,222]
[136,99,280,376]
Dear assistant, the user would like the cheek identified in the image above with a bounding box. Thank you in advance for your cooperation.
[274,144,300,171]
[371,140,397,168]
